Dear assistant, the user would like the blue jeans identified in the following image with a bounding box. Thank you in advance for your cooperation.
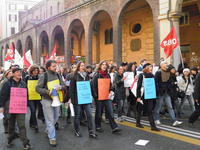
[41,100,60,140]
[28,100,40,127]
[154,93,176,122]
[74,104,94,132]
[95,100,118,129]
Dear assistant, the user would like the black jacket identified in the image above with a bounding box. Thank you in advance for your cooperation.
[155,71,172,96]
[137,72,156,99]
[69,72,90,105]
[114,73,125,101]
[91,72,112,100]
[194,73,200,102]
[0,77,27,108]
[168,73,178,100]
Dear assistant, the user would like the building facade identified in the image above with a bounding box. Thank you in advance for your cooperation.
[0,0,42,40]
[0,0,199,68]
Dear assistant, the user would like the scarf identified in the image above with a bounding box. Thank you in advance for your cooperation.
[161,69,170,82]
[78,71,87,80]
[98,70,109,78]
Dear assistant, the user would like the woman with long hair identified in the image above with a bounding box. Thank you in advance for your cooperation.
[25,65,41,132]
[92,60,121,133]
[69,62,97,138]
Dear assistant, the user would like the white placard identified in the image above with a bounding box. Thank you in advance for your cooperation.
[124,72,134,87]
[135,140,150,146]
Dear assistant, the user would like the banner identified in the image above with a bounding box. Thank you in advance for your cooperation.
[14,49,23,68]
[98,78,110,100]
[9,88,27,114]
[144,78,156,99]
[28,80,41,100]
[124,72,134,87]
[76,81,92,104]
[160,27,179,58]
[47,79,63,102]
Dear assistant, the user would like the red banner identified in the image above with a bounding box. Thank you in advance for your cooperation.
[160,27,179,58]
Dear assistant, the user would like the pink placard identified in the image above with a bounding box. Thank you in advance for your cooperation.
[9,88,27,114]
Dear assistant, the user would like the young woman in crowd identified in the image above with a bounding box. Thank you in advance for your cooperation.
[69,62,97,138]
[25,65,41,132]
[126,62,137,117]
[136,63,160,131]
[177,68,195,117]
[114,66,126,122]
[92,60,121,133]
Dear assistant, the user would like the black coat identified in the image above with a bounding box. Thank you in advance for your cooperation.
[155,71,172,96]
[194,73,200,102]
[91,72,112,100]
[69,72,90,105]
[0,77,27,108]
[114,73,125,101]
[168,73,178,100]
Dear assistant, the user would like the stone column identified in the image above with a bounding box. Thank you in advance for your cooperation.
[65,35,72,67]
[171,15,182,69]
[85,26,92,65]
[113,19,122,65]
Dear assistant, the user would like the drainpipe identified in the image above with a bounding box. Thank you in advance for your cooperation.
[167,0,173,28]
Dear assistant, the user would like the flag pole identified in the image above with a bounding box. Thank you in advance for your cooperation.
[178,46,184,69]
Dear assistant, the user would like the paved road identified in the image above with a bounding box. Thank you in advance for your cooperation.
[0,112,200,150]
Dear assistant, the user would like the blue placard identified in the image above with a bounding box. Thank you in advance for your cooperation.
[76,81,93,104]
[144,78,156,99]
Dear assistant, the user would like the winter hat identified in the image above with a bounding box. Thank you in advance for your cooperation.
[12,67,22,73]
[183,68,190,73]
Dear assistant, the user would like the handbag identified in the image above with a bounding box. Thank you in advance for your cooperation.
[177,82,189,99]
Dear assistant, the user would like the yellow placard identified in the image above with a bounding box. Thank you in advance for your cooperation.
[28,80,41,100]
[47,79,63,102]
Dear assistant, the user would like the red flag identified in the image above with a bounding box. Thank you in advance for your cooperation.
[4,44,15,61]
[160,27,179,58]
[50,45,57,60]
[23,50,33,67]
[45,54,49,62]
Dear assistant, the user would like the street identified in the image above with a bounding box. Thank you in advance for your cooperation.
[0,109,200,150]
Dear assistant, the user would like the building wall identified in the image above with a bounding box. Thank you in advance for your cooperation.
[122,5,154,63]
[180,4,200,67]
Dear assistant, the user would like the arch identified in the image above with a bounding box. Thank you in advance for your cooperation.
[25,36,33,53]
[16,40,23,56]
[66,19,85,64]
[51,25,65,56]
[39,31,49,65]
[115,0,155,64]
[88,10,114,64]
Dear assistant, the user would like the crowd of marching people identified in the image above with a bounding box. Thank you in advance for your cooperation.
[0,58,200,149]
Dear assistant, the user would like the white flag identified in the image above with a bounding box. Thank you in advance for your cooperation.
[13,49,23,68]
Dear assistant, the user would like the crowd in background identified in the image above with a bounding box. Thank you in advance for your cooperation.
[0,58,200,149]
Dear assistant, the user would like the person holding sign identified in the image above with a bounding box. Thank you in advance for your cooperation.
[92,60,121,134]
[25,65,41,133]
[0,67,31,149]
[69,62,97,138]
[36,60,66,147]
[136,63,160,131]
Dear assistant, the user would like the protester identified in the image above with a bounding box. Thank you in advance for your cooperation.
[188,72,200,124]
[0,69,12,134]
[136,63,160,131]
[177,68,195,116]
[25,65,41,132]
[69,62,97,138]
[154,61,183,126]
[92,60,121,133]
[114,66,126,122]
[0,67,31,149]
[36,60,66,147]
